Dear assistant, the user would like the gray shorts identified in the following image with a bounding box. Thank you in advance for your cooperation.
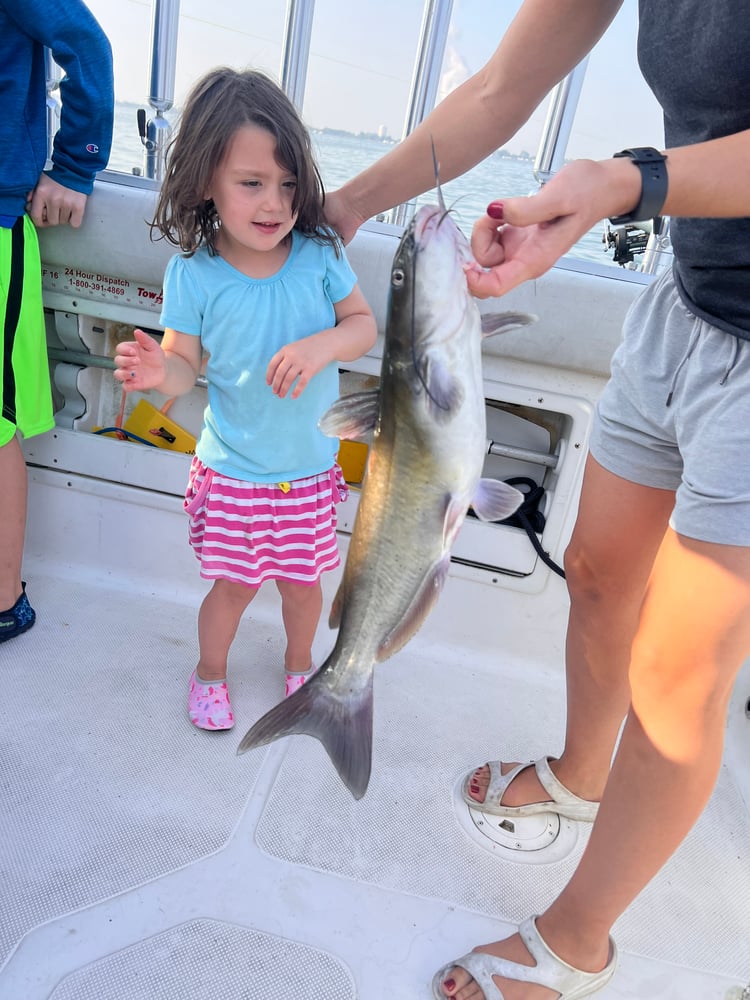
[590,266,750,545]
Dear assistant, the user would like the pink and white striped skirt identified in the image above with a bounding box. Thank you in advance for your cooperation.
[183,457,348,587]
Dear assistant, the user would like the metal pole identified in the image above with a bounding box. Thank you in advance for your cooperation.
[142,0,180,180]
[533,58,588,187]
[639,215,672,275]
[45,49,63,161]
[280,0,316,110]
[390,0,454,226]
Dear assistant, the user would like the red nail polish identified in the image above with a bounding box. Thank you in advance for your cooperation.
[443,979,455,991]
[487,201,504,220]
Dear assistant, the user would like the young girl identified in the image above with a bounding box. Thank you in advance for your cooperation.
[114,67,376,731]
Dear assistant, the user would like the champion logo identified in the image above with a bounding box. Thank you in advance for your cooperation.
[86,143,100,154]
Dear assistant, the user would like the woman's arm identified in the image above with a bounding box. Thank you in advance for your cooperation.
[467,128,750,298]
[326,0,624,242]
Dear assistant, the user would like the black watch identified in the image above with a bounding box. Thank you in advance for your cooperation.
[609,147,668,225]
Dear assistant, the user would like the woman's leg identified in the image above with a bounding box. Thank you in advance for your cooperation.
[468,456,675,810]
[196,578,258,681]
[276,578,322,672]
[441,524,750,1000]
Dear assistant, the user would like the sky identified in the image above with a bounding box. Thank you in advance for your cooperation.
[85,0,664,160]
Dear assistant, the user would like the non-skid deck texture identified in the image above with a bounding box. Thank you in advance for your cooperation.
[0,573,285,971]
[3,570,750,995]
[47,920,354,1000]
[257,650,750,983]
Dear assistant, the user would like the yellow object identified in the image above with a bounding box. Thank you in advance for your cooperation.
[123,399,196,454]
[337,439,369,485]
[278,482,291,493]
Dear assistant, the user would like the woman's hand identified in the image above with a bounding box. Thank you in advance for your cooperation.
[114,328,167,391]
[324,190,367,246]
[466,157,640,298]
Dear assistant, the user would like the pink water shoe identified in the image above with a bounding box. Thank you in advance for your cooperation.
[188,670,234,730]
[284,665,317,698]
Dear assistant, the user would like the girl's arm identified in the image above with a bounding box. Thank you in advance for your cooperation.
[466,129,750,299]
[114,327,203,396]
[325,0,624,242]
[266,284,377,400]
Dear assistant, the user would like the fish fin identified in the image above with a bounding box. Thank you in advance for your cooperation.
[471,478,525,521]
[319,390,380,439]
[376,554,451,661]
[420,354,463,421]
[329,581,344,629]
[481,311,537,339]
[237,669,374,800]
[444,496,470,549]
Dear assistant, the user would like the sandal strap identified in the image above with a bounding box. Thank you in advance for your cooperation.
[533,757,598,819]
[439,917,617,1000]
[464,756,599,821]
[482,760,537,808]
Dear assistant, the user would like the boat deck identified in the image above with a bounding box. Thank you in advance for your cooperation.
[2,463,749,1000]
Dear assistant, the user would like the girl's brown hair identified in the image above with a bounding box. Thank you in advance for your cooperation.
[151,67,339,256]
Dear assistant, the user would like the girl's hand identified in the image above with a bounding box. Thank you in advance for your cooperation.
[466,158,635,299]
[266,334,329,400]
[114,328,167,391]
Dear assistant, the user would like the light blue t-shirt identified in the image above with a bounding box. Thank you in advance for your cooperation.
[159,231,357,482]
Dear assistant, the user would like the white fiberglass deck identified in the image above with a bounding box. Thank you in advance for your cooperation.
[1,463,750,1000]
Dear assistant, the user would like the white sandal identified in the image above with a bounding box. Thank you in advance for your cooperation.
[431,916,617,1000]
[462,756,599,822]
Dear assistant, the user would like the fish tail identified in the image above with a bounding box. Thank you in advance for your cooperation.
[236,670,374,800]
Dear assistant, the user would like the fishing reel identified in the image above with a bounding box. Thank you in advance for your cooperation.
[602,216,672,273]
[602,220,651,265]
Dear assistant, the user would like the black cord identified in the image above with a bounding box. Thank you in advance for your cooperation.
[500,477,566,579]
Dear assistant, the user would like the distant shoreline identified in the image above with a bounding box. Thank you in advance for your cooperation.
[114,100,534,161]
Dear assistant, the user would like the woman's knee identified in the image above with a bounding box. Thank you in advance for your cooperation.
[564,535,620,608]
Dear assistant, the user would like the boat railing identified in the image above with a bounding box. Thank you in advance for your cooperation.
[76,0,590,213]
[280,0,315,112]
[136,0,180,181]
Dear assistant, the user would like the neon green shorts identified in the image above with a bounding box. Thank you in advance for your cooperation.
[0,215,54,446]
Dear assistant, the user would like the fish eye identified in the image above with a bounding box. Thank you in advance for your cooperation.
[391,268,405,287]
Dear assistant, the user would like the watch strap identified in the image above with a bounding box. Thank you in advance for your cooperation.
[609,146,668,225]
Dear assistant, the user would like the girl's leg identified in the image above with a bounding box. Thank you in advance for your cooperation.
[196,578,258,681]
[468,456,676,809]
[275,579,322,672]
[441,525,750,1000]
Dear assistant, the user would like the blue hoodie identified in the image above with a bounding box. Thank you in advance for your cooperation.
[0,0,113,217]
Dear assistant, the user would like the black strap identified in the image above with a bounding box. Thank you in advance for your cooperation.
[500,476,566,579]
[2,217,24,424]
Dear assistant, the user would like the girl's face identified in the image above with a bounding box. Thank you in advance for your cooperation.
[206,124,298,274]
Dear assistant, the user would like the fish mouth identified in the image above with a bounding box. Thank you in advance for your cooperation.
[413,205,475,270]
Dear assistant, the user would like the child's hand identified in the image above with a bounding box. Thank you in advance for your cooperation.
[266,334,329,399]
[114,328,167,391]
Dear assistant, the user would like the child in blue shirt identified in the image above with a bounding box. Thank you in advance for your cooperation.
[115,68,376,730]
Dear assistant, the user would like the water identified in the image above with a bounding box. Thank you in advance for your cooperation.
[109,102,612,268]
